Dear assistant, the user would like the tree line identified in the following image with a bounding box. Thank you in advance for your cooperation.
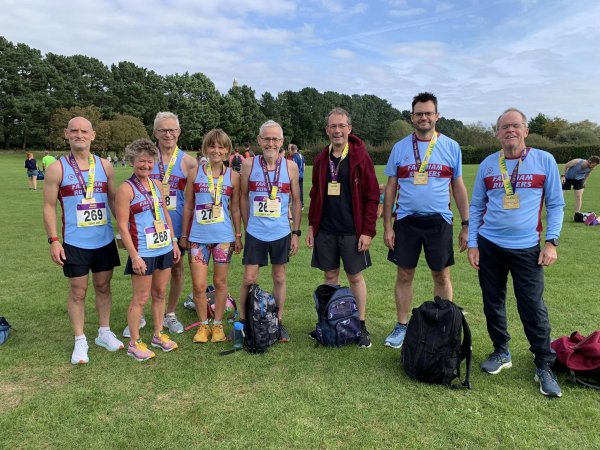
[2,36,599,157]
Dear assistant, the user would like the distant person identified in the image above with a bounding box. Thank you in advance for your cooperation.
[289,144,305,209]
[306,107,379,348]
[107,155,112,165]
[43,117,123,365]
[382,92,469,349]
[115,139,181,361]
[24,152,39,190]
[377,184,385,219]
[468,108,565,397]
[561,156,599,213]
[180,129,243,343]
[243,142,255,158]
[229,148,244,173]
[121,156,126,168]
[239,120,302,342]
[41,150,56,171]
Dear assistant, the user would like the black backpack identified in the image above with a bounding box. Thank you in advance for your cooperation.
[244,284,280,353]
[313,284,361,347]
[231,154,242,172]
[401,297,472,389]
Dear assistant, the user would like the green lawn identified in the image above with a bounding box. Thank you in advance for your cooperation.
[1,152,599,449]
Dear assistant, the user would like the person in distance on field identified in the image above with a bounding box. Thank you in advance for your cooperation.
[561,155,599,213]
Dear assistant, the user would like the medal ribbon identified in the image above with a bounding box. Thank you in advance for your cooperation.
[412,132,438,173]
[158,146,179,188]
[259,156,282,200]
[206,164,225,206]
[68,153,96,200]
[328,143,349,182]
[130,175,162,222]
[498,147,529,196]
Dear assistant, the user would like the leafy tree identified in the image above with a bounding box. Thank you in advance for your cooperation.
[387,119,413,142]
[453,123,497,148]
[218,93,243,144]
[527,113,548,135]
[436,117,465,140]
[543,117,569,139]
[46,106,102,151]
[525,133,555,149]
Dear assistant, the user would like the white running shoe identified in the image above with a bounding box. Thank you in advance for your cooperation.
[71,338,89,365]
[122,316,147,338]
[163,313,184,334]
[95,330,125,352]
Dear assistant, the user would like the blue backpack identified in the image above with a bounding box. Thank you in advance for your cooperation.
[313,284,361,346]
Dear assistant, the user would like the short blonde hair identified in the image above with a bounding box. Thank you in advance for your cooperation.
[202,129,232,156]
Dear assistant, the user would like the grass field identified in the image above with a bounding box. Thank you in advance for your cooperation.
[1,151,599,449]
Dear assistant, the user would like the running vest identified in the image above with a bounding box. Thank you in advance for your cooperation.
[150,148,187,237]
[58,155,114,249]
[247,156,291,241]
[126,179,173,257]
[189,166,235,244]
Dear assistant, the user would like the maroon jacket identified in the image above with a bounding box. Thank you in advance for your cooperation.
[308,134,380,238]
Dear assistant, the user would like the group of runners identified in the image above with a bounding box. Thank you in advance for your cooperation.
[43,92,598,398]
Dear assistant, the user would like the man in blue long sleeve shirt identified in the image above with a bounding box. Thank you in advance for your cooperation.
[468,108,565,397]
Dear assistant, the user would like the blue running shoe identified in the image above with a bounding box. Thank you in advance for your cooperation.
[480,351,512,374]
[384,323,407,349]
[535,367,562,397]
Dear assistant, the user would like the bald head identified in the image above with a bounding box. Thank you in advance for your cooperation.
[64,116,96,152]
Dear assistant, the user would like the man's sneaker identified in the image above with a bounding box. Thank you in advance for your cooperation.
[384,323,407,349]
[95,331,124,352]
[163,313,184,334]
[480,351,512,374]
[211,324,226,343]
[358,327,372,348]
[279,324,290,343]
[535,366,562,397]
[193,324,211,343]
[71,339,89,365]
[122,316,146,338]
[127,340,155,362]
[151,331,178,352]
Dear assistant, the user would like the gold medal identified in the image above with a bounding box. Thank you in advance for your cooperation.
[328,182,341,196]
[81,197,96,204]
[413,172,428,185]
[212,204,221,218]
[154,219,166,232]
[503,194,520,210]
[266,198,279,212]
[162,184,171,197]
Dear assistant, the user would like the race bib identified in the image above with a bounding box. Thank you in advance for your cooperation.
[76,202,107,227]
[253,196,281,218]
[144,225,171,249]
[164,189,177,211]
[195,203,225,224]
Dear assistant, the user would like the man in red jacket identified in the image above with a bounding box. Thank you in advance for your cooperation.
[306,107,380,348]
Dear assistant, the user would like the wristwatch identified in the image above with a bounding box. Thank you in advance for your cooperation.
[291,230,302,237]
[48,237,59,244]
[461,220,469,227]
[545,238,559,247]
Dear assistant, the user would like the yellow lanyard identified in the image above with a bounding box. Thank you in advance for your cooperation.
[147,179,163,222]
[418,133,437,173]
[86,154,96,200]
[328,143,349,182]
[161,146,179,187]
[206,164,224,206]
[498,149,527,196]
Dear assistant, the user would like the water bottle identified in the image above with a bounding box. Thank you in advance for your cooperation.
[233,321,244,349]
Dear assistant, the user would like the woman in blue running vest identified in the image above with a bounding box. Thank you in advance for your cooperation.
[180,129,242,344]
[115,139,181,361]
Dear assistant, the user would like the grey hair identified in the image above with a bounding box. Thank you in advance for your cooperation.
[124,139,159,164]
[259,120,283,137]
[325,107,352,126]
[153,111,180,131]
[496,108,527,129]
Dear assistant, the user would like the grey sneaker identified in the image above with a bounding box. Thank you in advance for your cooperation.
[163,313,184,334]
[535,367,562,397]
[122,316,147,339]
[480,351,512,374]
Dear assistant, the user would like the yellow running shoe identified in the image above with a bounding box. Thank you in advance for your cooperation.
[211,324,226,342]
[193,324,211,343]
[127,340,156,361]
[151,331,178,352]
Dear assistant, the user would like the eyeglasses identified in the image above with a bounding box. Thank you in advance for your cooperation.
[411,112,437,118]
[260,137,282,143]
[156,128,180,135]
[499,123,526,130]
[327,124,349,130]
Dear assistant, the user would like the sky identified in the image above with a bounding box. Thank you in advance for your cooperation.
[1,0,599,127]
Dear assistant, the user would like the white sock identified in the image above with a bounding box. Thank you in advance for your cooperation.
[98,326,110,335]
[75,334,86,342]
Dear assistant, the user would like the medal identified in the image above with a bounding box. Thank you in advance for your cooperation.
[81,197,97,204]
[328,181,341,195]
[212,204,221,218]
[413,172,428,185]
[154,219,165,232]
[266,198,279,212]
[503,194,520,210]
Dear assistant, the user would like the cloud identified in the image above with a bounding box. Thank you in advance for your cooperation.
[331,48,355,59]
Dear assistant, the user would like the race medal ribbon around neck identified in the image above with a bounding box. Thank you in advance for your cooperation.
[327,143,348,195]
[130,175,164,231]
[68,153,96,202]
[158,146,179,195]
[412,133,438,185]
[206,164,224,219]
[498,147,529,210]
[259,156,282,212]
